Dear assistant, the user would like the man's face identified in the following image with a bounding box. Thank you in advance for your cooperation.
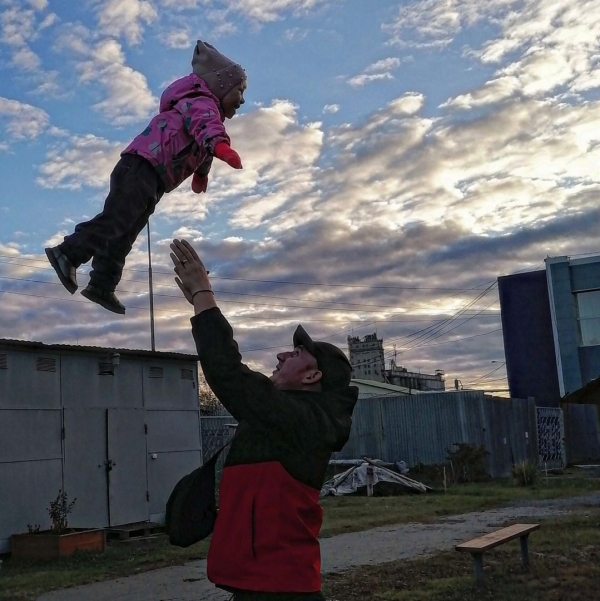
[270,345,322,390]
[221,79,247,119]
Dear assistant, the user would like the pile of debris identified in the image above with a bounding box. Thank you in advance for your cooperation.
[321,457,432,497]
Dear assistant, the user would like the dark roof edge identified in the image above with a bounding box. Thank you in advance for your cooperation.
[0,338,198,361]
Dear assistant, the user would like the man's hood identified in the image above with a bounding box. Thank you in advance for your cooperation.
[316,385,359,452]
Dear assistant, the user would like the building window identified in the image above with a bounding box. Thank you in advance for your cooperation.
[0,353,7,369]
[577,290,600,346]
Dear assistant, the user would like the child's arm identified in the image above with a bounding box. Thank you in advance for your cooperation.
[192,156,213,194]
[213,142,242,169]
[177,96,243,168]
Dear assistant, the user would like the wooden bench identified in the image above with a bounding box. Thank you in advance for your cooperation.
[455,523,540,585]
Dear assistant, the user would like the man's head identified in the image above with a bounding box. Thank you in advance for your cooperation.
[270,326,352,392]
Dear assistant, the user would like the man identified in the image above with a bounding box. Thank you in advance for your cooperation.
[170,239,358,601]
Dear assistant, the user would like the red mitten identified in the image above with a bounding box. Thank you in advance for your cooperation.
[214,142,242,169]
[192,173,208,193]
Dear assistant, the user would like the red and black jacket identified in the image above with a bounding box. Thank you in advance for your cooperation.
[192,308,358,594]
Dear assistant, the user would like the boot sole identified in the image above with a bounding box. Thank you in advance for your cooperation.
[81,288,126,315]
[45,247,78,295]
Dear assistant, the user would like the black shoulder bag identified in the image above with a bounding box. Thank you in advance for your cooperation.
[165,432,236,548]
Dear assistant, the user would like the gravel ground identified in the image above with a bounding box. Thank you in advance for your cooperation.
[37,492,600,601]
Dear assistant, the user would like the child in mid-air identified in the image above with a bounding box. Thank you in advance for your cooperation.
[45,40,247,314]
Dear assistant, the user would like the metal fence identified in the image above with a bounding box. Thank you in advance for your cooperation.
[536,406,566,468]
[200,408,237,488]
[198,393,600,479]
[332,391,539,478]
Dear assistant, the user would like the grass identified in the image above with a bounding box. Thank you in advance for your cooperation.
[320,471,600,537]
[0,537,210,601]
[322,508,600,601]
[1,470,598,600]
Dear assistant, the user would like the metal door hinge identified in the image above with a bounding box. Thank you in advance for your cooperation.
[61,427,65,440]
[144,424,148,434]
[146,491,150,502]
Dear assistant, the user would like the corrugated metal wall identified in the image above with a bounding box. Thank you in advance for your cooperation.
[332,392,540,477]
[197,394,600,479]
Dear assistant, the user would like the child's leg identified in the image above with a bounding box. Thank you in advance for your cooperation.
[59,154,163,272]
[89,195,158,291]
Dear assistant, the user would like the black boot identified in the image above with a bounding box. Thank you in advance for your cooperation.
[81,285,126,314]
[45,247,78,294]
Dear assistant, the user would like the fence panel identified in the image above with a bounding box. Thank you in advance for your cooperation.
[562,403,600,464]
[536,407,566,468]
[333,392,538,477]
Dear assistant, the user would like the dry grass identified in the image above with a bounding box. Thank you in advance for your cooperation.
[1,471,599,600]
[323,509,600,601]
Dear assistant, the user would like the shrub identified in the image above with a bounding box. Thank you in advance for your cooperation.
[512,461,539,486]
[47,490,77,533]
[446,443,490,483]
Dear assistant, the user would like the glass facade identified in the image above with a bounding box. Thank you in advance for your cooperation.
[577,289,600,347]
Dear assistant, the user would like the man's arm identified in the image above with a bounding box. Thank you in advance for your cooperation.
[169,239,341,445]
[170,238,216,312]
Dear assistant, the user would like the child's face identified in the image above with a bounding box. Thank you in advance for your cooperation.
[221,79,247,120]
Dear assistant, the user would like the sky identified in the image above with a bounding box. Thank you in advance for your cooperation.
[1,0,599,392]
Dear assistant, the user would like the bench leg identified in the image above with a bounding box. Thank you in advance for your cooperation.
[520,534,530,568]
[472,552,484,585]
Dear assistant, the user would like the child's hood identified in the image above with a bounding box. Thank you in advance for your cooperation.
[158,75,218,114]
[191,40,245,102]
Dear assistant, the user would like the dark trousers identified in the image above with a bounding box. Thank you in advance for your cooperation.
[231,593,326,601]
[59,154,164,291]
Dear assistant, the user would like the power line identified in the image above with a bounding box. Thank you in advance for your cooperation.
[345,285,499,368]
[0,252,498,291]
[0,270,503,314]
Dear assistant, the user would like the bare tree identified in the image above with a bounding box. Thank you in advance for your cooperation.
[198,368,224,415]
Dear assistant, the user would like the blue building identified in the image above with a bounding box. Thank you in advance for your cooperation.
[498,255,600,406]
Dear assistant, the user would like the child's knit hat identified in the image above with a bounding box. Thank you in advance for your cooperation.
[191,40,245,102]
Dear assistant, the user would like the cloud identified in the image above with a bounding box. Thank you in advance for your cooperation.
[3,0,600,390]
[383,0,521,49]
[159,29,191,49]
[346,56,401,87]
[0,97,50,140]
[283,27,309,42]
[37,134,123,189]
[215,0,331,23]
[0,5,42,71]
[323,104,339,114]
[92,0,157,46]
[55,28,158,125]
[1,6,37,47]
[347,72,394,87]
[27,0,48,10]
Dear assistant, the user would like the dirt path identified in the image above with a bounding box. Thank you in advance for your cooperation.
[37,492,600,601]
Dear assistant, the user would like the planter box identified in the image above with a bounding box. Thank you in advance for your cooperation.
[11,529,106,559]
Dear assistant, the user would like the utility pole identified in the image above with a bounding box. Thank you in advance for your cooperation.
[147,222,156,352]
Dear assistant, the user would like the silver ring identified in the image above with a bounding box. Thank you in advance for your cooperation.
[181,258,188,264]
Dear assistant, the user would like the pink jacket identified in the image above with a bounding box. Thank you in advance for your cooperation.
[122,74,230,193]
